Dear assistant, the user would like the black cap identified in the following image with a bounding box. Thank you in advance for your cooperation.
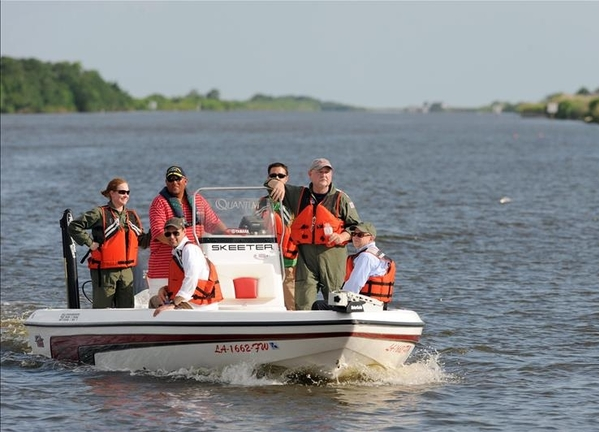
[165,166,186,179]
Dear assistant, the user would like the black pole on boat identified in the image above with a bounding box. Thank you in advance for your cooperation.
[60,209,81,309]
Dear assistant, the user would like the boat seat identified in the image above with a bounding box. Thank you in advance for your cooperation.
[216,263,286,311]
[233,277,258,298]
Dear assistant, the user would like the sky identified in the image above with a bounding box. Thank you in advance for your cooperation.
[1,1,598,109]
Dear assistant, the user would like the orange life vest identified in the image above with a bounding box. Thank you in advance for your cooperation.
[345,247,395,303]
[166,244,223,306]
[290,188,345,246]
[258,197,298,261]
[273,211,299,260]
[88,206,142,270]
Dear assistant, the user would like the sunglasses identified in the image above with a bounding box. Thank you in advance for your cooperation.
[167,176,184,183]
[269,173,287,179]
[352,232,371,238]
[116,190,130,195]
[164,231,181,238]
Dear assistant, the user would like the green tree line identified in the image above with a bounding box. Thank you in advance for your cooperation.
[0,57,359,114]
[1,57,139,113]
[2,56,596,122]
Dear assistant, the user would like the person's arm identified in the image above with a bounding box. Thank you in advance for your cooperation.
[342,253,377,293]
[264,178,287,202]
[339,191,361,236]
[264,180,304,214]
[67,207,102,249]
[174,244,209,304]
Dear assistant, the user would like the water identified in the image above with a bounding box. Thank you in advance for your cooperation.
[1,111,598,431]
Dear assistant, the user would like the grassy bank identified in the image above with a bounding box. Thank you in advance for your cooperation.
[514,89,599,124]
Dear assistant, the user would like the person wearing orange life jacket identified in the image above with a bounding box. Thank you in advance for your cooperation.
[265,158,361,310]
[150,217,223,316]
[68,178,146,308]
[312,222,395,311]
[258,162,299,310]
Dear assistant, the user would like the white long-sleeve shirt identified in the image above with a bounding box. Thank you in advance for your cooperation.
[172,237,209,301]
[342,242,390,294]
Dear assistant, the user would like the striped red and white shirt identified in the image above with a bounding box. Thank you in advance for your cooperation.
[147,192,222,279]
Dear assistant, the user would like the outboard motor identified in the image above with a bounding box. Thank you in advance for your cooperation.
[60,209,81,309]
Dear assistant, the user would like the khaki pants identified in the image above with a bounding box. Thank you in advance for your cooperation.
[283,266,296,310]
[294,244,347,310]
[90,267,134,308]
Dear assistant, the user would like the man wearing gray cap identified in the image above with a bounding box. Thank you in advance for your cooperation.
[265,158,361,310]
[150,217,223,315]
[312,221,395,310]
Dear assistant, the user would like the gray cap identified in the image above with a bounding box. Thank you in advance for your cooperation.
[164,217,186,231]
[309,158,333,171]
[353,221,376,238]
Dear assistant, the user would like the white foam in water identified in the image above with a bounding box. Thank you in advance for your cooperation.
[219,363,284,386]
[141,363,283,386]
[135,351,450,387]
[383,353,450,386]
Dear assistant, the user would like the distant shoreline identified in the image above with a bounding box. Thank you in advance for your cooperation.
[1,56,597,123]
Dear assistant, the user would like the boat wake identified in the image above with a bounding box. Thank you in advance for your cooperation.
[128,347,450,387]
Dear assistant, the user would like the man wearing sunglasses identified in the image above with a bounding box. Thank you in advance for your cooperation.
[147,166,227,299]
[260,162,298,310]
[312,222,395,311]
[265,158,361,310]
[150,217,223,316]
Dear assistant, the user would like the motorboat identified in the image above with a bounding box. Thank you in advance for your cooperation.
[25,186,424,379]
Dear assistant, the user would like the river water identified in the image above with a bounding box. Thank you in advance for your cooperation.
[1,111,597,431]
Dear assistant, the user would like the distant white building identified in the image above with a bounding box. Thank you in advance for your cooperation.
[546,102,559,115]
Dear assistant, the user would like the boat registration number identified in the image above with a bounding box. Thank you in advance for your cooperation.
[214,342,276,354]
[385,343,412,354]
[58,313,80,322]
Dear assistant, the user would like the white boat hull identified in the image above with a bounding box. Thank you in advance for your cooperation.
[37,188,424,378]
[25,308,423,378]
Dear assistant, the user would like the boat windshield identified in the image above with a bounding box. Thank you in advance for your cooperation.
[191,186,278,241]
[191,186,285,295]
